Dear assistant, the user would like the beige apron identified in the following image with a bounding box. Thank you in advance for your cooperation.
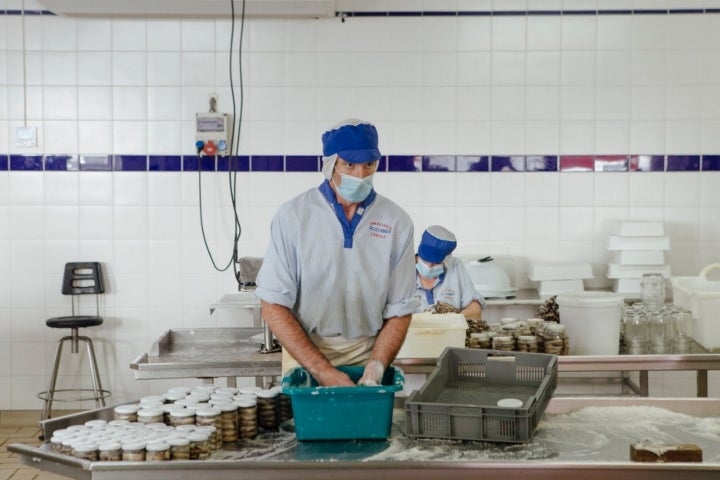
[281,334,376,377]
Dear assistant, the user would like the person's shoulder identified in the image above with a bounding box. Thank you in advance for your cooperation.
[372,193,411,219]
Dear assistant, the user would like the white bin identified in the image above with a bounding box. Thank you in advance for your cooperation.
[556,291,624,355]
[671,264,720,351]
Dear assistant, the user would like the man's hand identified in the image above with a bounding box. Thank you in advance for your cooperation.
[357,360,385,386]
[315,367,355,387]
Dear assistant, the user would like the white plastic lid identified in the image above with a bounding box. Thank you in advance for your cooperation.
[175,425,196,432]
[140,395,165,404]
[98,441,122,451]
[237,386,262,395]
[195,407,221,417]
[255,389,279,399]
[84,419,107,428]
[215,402,238,412]
[146,442,169,452]
[167,386,192,394]
[556,291,624,308]
[170,408,196,418]
[497,398,524,408]
[187,432,210,442]
[107,420,130,427]
[234,397,257,408]
[167,437,190,447]
[73,442,98,453]
[122,442,146,451]
[114,404,140,414]
[163,392,187,402]
[215,387,238,395]
[137,408,163,418]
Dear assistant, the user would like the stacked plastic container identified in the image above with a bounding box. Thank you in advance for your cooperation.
[529,263,593,299]
[606,221,671,299]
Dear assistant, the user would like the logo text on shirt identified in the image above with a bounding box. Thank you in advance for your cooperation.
[369,221,392,239]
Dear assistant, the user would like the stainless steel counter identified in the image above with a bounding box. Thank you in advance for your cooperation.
[10,397,720,480]
[130,328,720,397]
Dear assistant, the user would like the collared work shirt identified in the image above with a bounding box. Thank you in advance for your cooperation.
[256,181,419,338]
[413,256,486,312]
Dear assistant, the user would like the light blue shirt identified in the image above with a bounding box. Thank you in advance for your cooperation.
[413,256,486,312]
[255,181,419,338]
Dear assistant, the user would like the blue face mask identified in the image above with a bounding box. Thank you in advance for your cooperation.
[416,260,444,279]
[335,173,374,203]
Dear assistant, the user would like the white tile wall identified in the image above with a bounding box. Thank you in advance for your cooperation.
[2,8,720,409]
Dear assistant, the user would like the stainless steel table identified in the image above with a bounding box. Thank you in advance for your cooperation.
[131,328,720,397]
[10,397,720,480]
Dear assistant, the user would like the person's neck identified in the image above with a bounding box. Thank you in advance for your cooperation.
[330,182,359,221]
[419,274,437,289]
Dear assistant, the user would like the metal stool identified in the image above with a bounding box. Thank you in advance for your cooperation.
[38,262,111,421]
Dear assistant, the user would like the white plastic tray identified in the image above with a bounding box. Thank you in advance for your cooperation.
[613,250,665,265]
[607,263,671,279]
[606,235,670,251]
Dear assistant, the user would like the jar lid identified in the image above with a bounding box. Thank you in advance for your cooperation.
[215,387,238,395]
[107,420,130,427]
[175,425,196,432]
[98,441,122,451]
[170,408,196,418]
[73,442,98,453]
[195,407,221,417]
[215,402,238,412]
[122,442,146,451]
[186,393,210,403]
[146,442,169,452]
[137,408,163,417]
[163,392,187,402]
[140,395,165,404]
[186,432,210,442]
[84,419,107,428]
[234,398,257,408]
[114,404,140,414]
[237,386,262,395]
[52,428,72,438]
[167,386,192,395]
[546,323,566,332]
[167,437,190,447]
[255,389,279,399]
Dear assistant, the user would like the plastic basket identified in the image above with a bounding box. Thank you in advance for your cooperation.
[671,263,720,351]
[404,348,557,443]
[281,365,404,441]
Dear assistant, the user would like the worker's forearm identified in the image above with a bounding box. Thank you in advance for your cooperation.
[369,314,412,367]
[260,301,334,379]
[461,300,482,321]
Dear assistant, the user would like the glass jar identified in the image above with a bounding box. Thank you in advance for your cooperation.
[543,323,568,355]
[169,408,196,427]
[492,335,514,351]
[195,407,222,448]
[72,443,98,461]
[256,389,280,430]
[187,432,211,460]
[236,397,258,439]
[622,306,648,354]
[194,425,219,453]
[216,403,239,444]
[517,335,538,353]
[121,442,146,462]
[114,404,140,423]
[145,442,170,462]
[98,441,122,462]
[640,273,666,312]
[648,308,673,353]
[168,437,190,460]
[673,309,694,352]
[137,408,164,425]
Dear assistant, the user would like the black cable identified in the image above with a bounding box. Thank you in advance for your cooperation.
[197,0,247,283]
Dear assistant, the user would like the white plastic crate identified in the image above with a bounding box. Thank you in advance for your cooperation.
[671,264,720,351]
[396,312,467,359]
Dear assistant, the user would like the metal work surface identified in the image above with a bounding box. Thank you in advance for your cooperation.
[130,328,280,379]
[9,397,720,480]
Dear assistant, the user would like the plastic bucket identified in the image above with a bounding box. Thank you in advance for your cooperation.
[556,291,624,355]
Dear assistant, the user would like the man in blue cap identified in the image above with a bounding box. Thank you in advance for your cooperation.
[256,119,419,386]
[414,225,484,320]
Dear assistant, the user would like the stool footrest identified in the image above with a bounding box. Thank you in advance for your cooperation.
[37,388,111,403]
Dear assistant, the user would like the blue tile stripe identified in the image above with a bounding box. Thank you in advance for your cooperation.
[337,9,720,18]
[1,154,717,172]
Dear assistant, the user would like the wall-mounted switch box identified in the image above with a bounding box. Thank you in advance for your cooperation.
[15,126,38,148]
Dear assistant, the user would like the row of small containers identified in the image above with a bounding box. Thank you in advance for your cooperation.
[48,384,292,461]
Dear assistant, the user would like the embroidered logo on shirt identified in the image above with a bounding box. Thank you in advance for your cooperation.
[369,221,392,239]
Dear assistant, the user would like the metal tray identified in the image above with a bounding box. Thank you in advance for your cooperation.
[10,397,720,480]
[130,328,281,380]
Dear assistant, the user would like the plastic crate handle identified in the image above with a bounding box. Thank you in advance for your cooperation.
[699,264,720,282]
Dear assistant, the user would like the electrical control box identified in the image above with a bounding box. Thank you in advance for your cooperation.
[195,112,231,156]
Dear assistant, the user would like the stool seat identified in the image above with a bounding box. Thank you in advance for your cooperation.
[46,316,103,329]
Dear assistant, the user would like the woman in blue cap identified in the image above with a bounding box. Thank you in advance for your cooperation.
[414,225,485,321]
[256,119,419,387]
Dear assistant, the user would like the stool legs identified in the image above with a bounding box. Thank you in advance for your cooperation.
[41,331,107,421]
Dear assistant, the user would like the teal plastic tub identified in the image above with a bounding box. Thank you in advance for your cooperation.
[281,365,404,441]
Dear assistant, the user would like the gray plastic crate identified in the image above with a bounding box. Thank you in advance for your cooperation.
[404,347,557,443]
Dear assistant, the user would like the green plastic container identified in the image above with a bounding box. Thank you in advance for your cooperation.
[281,365,404,441]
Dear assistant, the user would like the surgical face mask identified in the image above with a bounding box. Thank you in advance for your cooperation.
[335,173,374,203]
[416,260,444,279]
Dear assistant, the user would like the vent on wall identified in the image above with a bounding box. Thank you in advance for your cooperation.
[35,0,337,18]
